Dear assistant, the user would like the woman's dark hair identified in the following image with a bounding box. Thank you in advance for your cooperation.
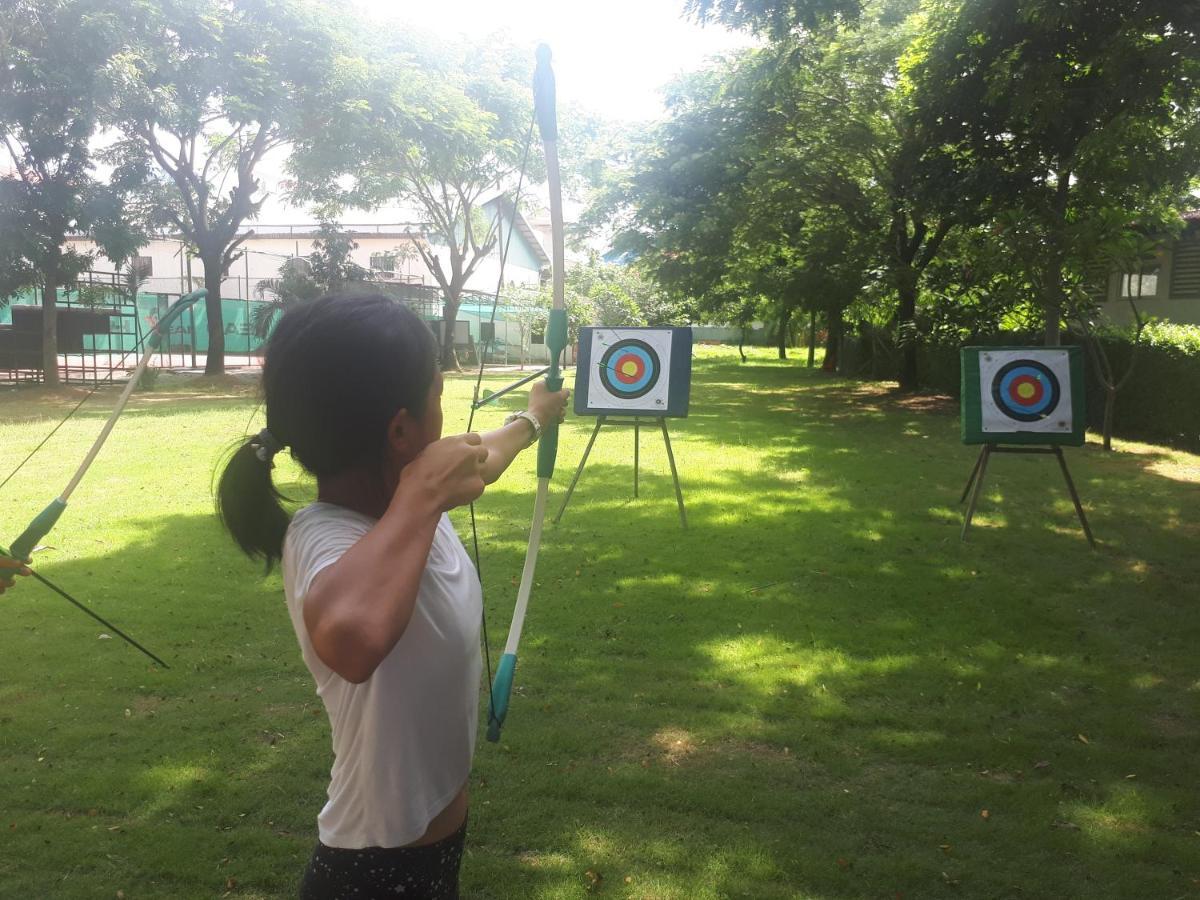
[217,293,438,567]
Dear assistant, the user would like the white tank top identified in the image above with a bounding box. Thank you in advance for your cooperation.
[282,502,482,849]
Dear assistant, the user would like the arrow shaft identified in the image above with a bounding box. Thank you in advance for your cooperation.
[1,552,169,668]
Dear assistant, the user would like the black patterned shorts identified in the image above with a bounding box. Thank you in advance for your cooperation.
[298,819,467,899]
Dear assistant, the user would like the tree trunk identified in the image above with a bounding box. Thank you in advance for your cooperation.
[200,251,226,376]
[822,307,843,372]
[807,311,816,368]
[776,307,792,360]
[1041,274,1063,347]
[896,270,919,391]
[1103,387,1116,451]
[1043,168,1072,347]
[738,324,747,363]
[441,288,462,371]
[40,271,60,387]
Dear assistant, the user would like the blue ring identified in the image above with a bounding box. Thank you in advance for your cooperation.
[609,346,655,393]
[998,366,1054,415]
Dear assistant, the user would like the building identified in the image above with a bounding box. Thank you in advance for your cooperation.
[46,197,558,366]
[1096,211,1200,325]
[65,197,549,305]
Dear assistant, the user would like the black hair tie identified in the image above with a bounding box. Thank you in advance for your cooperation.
[251,428,284,465]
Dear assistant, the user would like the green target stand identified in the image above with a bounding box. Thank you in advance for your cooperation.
[959,346,1095,547]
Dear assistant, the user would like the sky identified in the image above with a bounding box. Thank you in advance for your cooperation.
[355,0,756,123]
[252,0,754,223]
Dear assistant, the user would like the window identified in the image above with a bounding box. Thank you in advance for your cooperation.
[133,256,153,277]
[480,322,496,344]
[531,328,545,345]
[1120,266,1159,299]
[370,253,395,273]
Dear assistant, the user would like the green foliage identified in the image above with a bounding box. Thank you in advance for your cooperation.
[684,0,863,35]
[609,2,947,372]
[909,0,1200,341]
[0,0,146,308]
[100,0,356,372]
[1134,322,1200,357]
[286,30,537,366]
[253,224,373,339]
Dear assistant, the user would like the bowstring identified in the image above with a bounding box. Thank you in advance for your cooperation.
[469,110,538,725]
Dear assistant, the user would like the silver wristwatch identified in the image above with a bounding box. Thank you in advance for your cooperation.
[503,410,542,444]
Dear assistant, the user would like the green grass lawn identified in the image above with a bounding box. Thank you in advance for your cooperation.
[1,346,1197,899]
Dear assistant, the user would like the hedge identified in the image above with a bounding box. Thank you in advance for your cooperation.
[844,325,1200,450]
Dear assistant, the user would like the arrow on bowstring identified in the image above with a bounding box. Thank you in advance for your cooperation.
[464,44,569,743]
[0,288,208,668]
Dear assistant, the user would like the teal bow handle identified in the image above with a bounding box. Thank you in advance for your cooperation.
[535,308,569,480]
[1,289,207,571]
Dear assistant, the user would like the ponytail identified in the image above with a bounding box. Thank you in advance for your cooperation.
[215,292,437,571]
[217,431,291,566]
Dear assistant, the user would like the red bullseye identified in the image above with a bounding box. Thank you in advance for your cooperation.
[613,353,645,384]
[1007,374,1044,407]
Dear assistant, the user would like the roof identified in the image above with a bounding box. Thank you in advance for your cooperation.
[484,196,552,270]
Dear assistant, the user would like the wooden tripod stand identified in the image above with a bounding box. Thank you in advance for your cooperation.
[553,415,687,528]
[960,444,1095,548]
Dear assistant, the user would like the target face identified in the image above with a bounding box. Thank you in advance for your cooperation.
[991,360,1060,422]
[976,348,1074,436]
[599,339,661,399]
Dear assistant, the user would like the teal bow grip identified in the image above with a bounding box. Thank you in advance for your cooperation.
[537,309,569,479]
[148,289,207,351]
[486,652,518,742]
[9,498,66,565]
[0,498,66,584]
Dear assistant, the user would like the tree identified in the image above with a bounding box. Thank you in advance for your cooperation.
[911,0,1200,346]
[1068,228,1173,451]
[103,0,351,375]
[499,284,548,369]
[253,223,376,338]
[610,5,946,384]
[0,0,145,385]
[684,0,863,36]
[289,33,536,370]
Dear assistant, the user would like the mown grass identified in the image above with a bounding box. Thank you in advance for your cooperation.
[0,346,1197,899]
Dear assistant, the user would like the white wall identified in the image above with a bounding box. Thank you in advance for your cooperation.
[67,229,542,300]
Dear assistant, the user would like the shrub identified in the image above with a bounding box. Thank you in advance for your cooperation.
[875,325,1200,450]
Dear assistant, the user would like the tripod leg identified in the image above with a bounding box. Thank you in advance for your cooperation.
[1054,446,1096,549]
[660,418,687,529]
[960,445,987,504]
[553,417,604,524]
[961,444,992,541]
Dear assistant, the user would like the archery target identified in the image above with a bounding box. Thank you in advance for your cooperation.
[979,349,1073,434]
[586,329,673,412]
